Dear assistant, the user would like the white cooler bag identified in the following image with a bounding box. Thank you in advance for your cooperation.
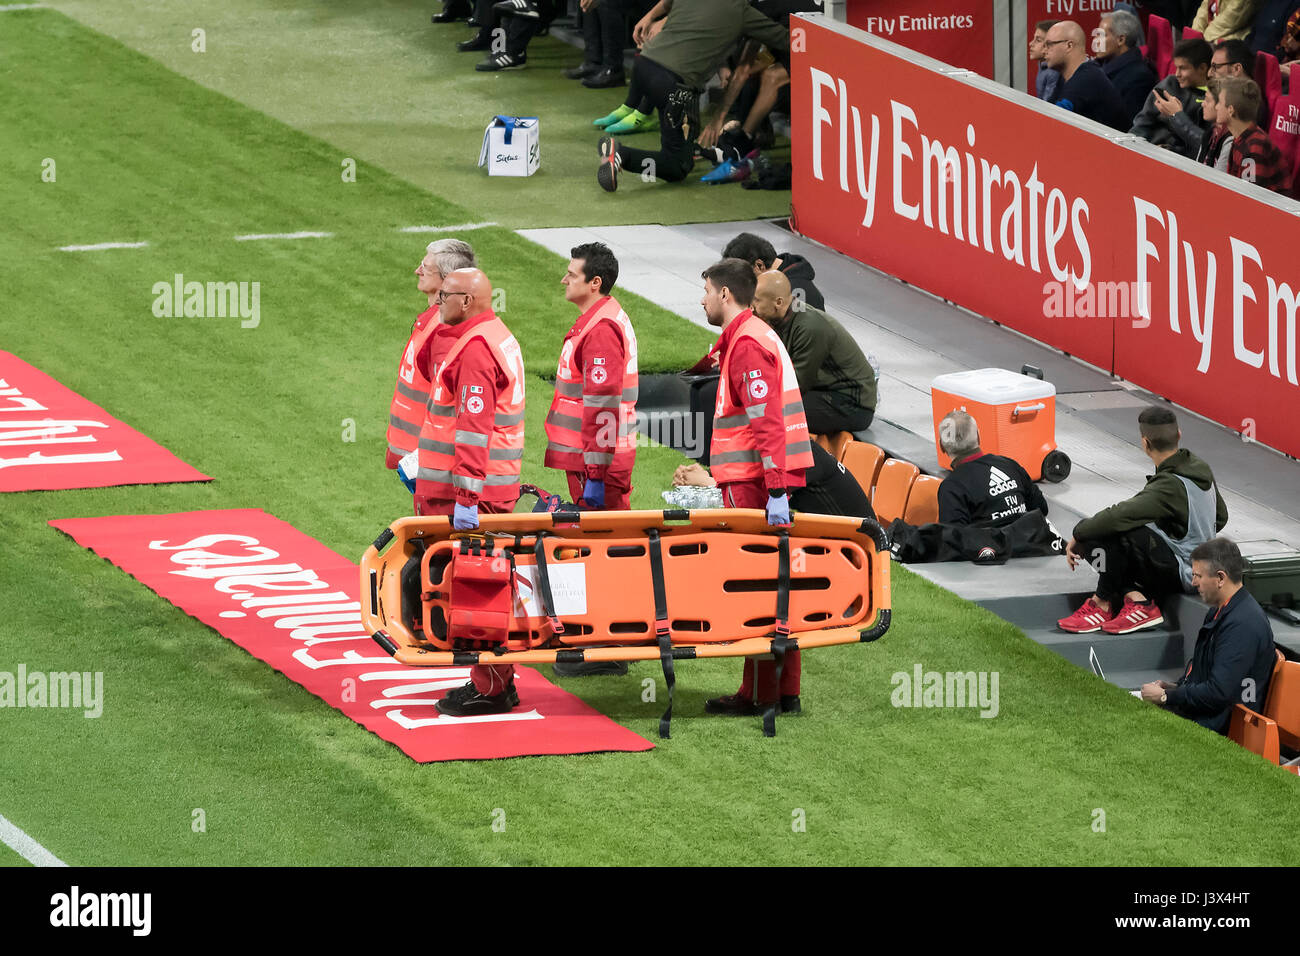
[477,116,540,177]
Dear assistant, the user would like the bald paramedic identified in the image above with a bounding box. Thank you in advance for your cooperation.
[387,240,476,494]
[698,259,814,717]
[415,268,528,718]
[546,241,639,511]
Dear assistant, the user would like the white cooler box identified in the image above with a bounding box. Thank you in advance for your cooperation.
[930,367,1070,482]
[477,115,539,177]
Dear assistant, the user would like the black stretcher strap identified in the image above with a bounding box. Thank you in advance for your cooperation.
[532,533,565,637]
[648,529,675,739]
[763,530,793,738]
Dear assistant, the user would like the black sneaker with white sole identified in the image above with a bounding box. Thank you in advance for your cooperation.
[492,0,540,17]
[597,135,619,192]
[435,680,520,717]
[475,52,527,71]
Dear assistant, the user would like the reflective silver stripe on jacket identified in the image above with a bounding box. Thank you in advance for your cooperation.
[546,411,582,431]
[495,410,525,427]
[555,380,583,397]
[714,413,748,430]
[744,404,767,420]
[427,401,456,417]
[1146,476,1219,590]
[489,447,524,461]
[454,429,489,448]
[452,474,484,493]
[546,442,583,456]
[395,381,426,403]
[418,438,457,456]
[583,394,620,409]
[388,414,421,436]
[622,386,639,403]
[584,451,615,465]
[711,449,762,465]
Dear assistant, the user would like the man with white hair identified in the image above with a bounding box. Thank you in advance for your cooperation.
[1097,9,1157,123]
[936,410,1047,527]
[385,239,476,504]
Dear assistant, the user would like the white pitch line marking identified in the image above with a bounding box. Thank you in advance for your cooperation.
[0,812,67,867]
[59,241,149,252]
[0,4,48,11]
[233,231,333,242]
[397,222,497,234]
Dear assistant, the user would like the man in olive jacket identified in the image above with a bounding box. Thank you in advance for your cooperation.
[1141,537,1276,735]
[1058,407,1227,635]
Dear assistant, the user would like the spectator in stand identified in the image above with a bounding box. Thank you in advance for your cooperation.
[1140,537,1276,736]
[1130,37,1213,157]
[1196,78,1236,169]
[1210,38,1273,123]
[1279,8,1300,85]
[1031,19,1062,102]
[1043,21,1131,130]
[595,0,790,191]
[936,411,1048,527]
[1223,76,1295,190]
[1247,0,1300,56]
[564,0,633,89]
[1058,407,1227,636]
[722,232,824,310]
[1098,10,1157,122]
[1191,0,1261,42]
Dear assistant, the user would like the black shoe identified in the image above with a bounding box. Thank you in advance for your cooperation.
[476,51,526,71]
[552,659,630,677]
[781,694,801,714]
[457,34,490,52]
[597,135,619,192]
[582,67,626,89]
[493,0,540,17]
[432,2,471,23]
[467,16,481,26]
[704,693,760,716]
[436,680,519,717]
[564,61,600,80]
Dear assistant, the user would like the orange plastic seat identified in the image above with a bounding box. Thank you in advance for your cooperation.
[813,430,854,462]
[903,474,941,525]
[841,441,885,495]
[1264,654,1300,751]
[1230,705,1282,764]
[872,458,920,524]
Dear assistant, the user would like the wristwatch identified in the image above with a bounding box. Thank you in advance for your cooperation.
[1160,691,1168,704]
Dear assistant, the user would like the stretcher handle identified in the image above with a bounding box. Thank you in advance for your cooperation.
[1011,402,1045,419]
[856,517,889,554]
[858,608,891,643]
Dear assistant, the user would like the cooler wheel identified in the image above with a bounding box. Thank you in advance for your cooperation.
[1042,449,1071,483]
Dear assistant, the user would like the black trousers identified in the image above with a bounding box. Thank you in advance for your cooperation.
[791,442,875,519]
[614,55,697,182]
[802,388,873,435]
[582,0,630,70]
[1077,526,1184,606]
[473,0,556,56]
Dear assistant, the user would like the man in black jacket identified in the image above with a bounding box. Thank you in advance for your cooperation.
[1140,537,1276,734]
[722,232,824,310]
[936,410,1048,526]
[1044,20,1131,130]
[1129,37,1214,157]
[1098,10,1158,124]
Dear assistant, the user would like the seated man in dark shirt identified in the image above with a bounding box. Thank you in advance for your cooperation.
[1140,537,1276,735]
[936,411,1048,526]
[723,232,825,311]
[1043,20,1131,130]
[1130,38,1214,157]
[1098,10,1158,123]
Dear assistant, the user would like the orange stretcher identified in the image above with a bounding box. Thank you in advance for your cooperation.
[360,508,891,736]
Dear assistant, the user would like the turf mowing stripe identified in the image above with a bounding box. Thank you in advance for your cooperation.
[0,812,67,867]
[397,222,498,234]
[233,231,334,241]
[0,3,47,10]
[59,241,149,252]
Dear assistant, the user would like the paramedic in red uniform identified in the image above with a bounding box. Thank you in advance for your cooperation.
[698,259,814,717]
[416,268,529,717]
[546,241,639,510]
[385,240,477,489]
[546,242,641,678]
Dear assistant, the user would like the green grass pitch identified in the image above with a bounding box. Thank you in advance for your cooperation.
[1,7,1296,866]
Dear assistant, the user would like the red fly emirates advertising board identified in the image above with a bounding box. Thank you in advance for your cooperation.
[791,15,1300,459]
[844,0,995,77]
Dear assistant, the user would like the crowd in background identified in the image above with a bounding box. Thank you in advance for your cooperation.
[1030,2,1300,195]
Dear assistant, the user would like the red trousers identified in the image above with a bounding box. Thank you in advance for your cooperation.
[719,479,802,701]
[566,472,631,510]
[413,497,518,696]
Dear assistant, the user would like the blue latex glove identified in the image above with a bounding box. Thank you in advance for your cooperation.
[582,478,605,508]
[766,493,791,527]
[453,502,479,530]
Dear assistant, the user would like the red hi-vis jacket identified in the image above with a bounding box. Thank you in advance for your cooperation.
[544,296,639,491]
[416,311,526,507]
[711,311,813,490]
[386,305,441,469]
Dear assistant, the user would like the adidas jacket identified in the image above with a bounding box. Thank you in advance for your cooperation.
[937,453,1048,527]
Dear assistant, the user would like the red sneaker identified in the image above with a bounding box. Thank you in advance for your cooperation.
[1101,598,1165,634]
[1057,597,1114,633]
